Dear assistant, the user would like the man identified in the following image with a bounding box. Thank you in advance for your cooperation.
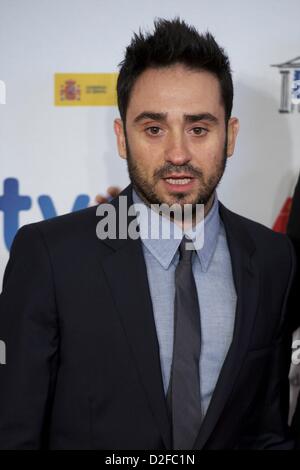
[286,173,300,447]
[0,18,296,449]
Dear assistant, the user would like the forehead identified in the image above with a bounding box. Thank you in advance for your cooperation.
[127,64,224,120]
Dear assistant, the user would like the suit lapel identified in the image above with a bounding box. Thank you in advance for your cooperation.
[98,185,172,450]
[193,202,261,449]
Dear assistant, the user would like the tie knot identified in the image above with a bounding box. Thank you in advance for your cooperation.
[179,236,195,263]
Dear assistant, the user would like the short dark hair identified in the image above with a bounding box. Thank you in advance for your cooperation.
[117,17,233,125]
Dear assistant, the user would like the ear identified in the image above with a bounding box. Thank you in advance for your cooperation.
[114,118,127,160]
[226,117,239,157]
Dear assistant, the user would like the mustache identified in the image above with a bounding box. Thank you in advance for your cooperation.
[153,163,203,180]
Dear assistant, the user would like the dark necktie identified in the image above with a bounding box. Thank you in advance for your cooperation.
[166,235,202,450]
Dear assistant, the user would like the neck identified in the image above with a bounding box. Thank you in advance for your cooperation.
[132,187,216,230]
[174,192,215,231]
[204,192,215,217]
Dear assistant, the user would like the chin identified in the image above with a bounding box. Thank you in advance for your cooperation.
[164,195,197,206]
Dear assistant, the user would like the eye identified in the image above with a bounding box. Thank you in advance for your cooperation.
[191,127,208,136]
[145,126,162,136]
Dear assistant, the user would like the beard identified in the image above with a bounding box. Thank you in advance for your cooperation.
[124,132,228,211]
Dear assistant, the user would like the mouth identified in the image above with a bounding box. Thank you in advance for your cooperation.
[162,175,196,191]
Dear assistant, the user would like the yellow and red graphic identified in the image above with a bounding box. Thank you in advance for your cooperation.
[55,73,118,106]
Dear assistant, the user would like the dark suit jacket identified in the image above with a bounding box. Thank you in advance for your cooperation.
[0,184,296,449]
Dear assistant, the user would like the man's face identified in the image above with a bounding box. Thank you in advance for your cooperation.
[114,64,239,211]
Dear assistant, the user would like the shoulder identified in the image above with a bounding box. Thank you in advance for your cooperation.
[15,184,134,248]
[220,202,292,249]
[11,205,100,257]
[219,202,296,277]
[34,204,98,234]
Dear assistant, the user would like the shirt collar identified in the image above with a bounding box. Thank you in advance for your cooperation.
[132,188,220,272]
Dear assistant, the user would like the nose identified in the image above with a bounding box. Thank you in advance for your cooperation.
[164,132,191,166]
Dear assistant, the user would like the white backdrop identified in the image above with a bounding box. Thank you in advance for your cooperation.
[1,0,300,284]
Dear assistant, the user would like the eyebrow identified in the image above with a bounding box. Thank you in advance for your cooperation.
[133,111,219,124]
[184,113,219,124]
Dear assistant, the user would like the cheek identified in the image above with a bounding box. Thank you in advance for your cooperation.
[193,135,225,164]
[192,147,221,169]
[128,134,150,158]
[129,136,163,168]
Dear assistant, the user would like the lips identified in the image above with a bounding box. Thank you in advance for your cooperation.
[164,177,193,185]
[162,175,196,191]
[163,174,195,185]
[163,174,194,179]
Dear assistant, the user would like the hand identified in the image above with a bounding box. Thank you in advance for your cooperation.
[95,186,121,204]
